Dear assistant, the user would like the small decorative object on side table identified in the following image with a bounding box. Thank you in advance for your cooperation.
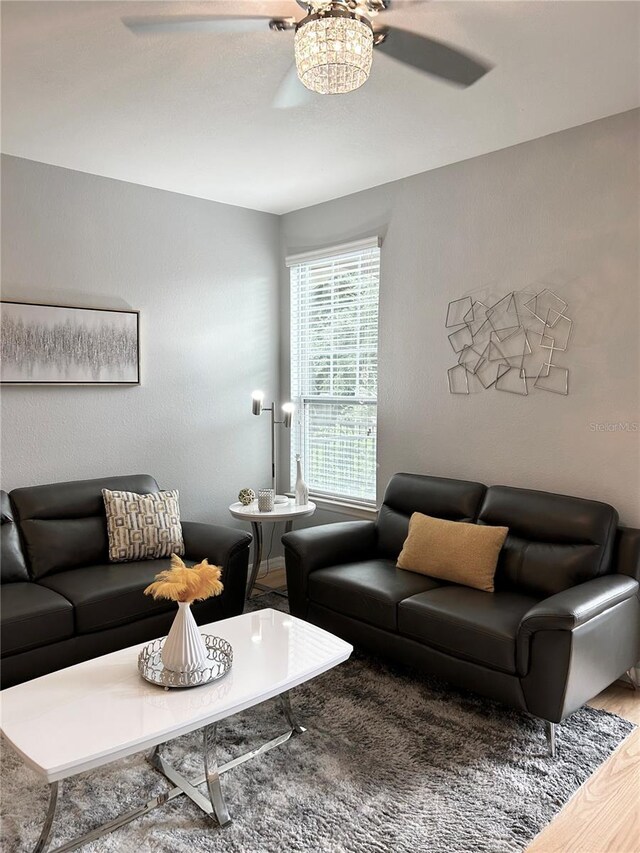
[294,454,309,506]
[257,488,275,512]
[229,498,316,599]
[238,488,255,506]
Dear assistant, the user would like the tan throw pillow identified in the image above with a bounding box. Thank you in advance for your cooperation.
[396,512,508,593]
[102,489,185,563]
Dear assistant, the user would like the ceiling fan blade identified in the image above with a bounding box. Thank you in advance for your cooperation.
[122,15,295,36]
[273,64,315,110]
[375,27,492,86]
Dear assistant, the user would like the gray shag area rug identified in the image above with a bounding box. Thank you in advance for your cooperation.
[1,594,635,853]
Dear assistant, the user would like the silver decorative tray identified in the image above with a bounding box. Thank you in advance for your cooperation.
[138,634,233,689]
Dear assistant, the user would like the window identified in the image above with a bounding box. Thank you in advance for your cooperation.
[288,237,380,506]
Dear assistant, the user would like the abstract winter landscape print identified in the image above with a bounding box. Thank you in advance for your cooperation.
[0,301,139,384]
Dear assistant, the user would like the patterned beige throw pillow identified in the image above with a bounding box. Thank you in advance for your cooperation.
[102,489,185,563]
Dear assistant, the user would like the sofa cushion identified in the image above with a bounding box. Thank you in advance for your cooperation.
[308,559,442,632]
[39,558,193,634]
[10,475,160,579]
[398,586,539,674]
[1,583,74,656]
[397,513,508,592]
[377,473,486,560]
[478,486,619,597]
[1,491,29,583]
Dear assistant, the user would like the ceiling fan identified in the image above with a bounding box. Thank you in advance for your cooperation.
[123,1,492,108]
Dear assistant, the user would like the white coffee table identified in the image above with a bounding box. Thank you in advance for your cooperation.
[1,608,352,853]
[229,499,316,599]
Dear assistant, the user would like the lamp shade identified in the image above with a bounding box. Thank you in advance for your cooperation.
[251,390,264,416]
[295,12,373,95]
[282,402,295,428]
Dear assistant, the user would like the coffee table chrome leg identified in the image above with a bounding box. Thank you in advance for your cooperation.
[33,781,59,853]
[203,724,232,827]
[246,521,263,599]
[44,791,176,853]
[279,691,306,735]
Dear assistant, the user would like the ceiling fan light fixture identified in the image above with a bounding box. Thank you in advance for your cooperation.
[295,11,373,95]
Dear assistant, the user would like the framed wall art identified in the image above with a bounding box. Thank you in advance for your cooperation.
[0,301,140,385]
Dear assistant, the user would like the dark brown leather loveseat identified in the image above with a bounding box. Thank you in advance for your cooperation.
[283,473,640,754]
[1,475,251,689]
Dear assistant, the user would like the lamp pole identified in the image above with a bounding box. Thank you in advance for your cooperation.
[270,403,277,495]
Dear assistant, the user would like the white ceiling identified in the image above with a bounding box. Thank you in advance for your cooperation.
[2,1,639,214]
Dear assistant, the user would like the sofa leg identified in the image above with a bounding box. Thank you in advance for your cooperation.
[545,721,557,758]
[624,668,638,691]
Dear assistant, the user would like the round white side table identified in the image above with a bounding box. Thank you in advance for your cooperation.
[228,499,316,599]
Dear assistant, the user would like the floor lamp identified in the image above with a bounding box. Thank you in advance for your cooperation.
[251,391,294,505]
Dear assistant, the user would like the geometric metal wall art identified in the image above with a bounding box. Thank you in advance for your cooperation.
[446,289,571,395]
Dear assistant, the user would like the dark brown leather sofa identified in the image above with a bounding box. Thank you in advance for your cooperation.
[1,475,251,689]
[283,473,640,754]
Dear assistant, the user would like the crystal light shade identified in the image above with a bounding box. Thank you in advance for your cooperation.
[295,13,374,95]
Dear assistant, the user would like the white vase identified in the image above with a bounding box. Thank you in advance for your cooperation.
[162,601,208,672]
[294,454,309,506]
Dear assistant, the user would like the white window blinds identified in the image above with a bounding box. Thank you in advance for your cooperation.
[288,238,380,506]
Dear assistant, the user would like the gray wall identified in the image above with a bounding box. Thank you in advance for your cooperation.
[1,155,281,526]
[281,109,640,526]
[3,109,638,536]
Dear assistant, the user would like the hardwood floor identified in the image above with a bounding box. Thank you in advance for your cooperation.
[256,565,287,589]
[257,573,640,852]
[528,682,640,853]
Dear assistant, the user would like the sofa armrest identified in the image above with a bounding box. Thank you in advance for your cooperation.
[182,521,252,618]
[282,520,377,573]
[282,520,378,618]
[519,575,638,642]
[182,521,252,565]
[517,574,640,722]
[614,526,640,582]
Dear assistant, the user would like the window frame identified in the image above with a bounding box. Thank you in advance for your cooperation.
[287,237,381,508]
